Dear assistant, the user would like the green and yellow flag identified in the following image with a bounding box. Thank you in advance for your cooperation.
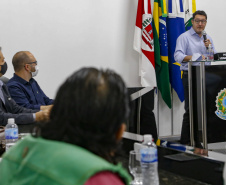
[153,0,171,108]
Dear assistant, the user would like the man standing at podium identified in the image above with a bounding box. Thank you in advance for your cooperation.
[174,10,216,146]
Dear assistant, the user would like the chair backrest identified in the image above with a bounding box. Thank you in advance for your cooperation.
[0,76,9,84]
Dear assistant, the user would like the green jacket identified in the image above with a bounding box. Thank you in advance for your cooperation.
[0,135,131,185]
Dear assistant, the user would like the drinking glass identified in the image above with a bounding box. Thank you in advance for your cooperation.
[129,150,143,185]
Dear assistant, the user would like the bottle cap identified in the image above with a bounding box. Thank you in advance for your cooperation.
[8,118,15,124]
[143,134,153,143]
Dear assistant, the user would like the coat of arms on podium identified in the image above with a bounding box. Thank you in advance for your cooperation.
[215,88,226,120]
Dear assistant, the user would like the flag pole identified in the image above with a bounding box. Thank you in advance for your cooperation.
[157,88,160,137]
[171,87,174,136]
[137,95,142,135]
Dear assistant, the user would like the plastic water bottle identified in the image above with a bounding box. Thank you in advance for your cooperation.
[207,44,214,62]
[140,135,159,185]
[5,118,18,151]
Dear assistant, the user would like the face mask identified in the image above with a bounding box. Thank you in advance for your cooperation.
[0,62,8,75]
[31,65,39,78]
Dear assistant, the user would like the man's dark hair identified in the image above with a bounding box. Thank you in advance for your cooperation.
[12,51,31,72]
[193,10,207,20]
[35,67,131,162]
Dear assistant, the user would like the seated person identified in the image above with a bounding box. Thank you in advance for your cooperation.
[0,48,50,125]
[0,67,132,185]
[7,51,53,110]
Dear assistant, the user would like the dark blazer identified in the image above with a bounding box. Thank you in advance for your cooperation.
[0,82,38,126]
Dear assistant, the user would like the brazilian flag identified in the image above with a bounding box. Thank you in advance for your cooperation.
[153,0,171,108]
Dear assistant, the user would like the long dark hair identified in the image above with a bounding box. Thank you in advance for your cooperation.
[35,67,130,162]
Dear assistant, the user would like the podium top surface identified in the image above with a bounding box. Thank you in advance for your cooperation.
[188,60,226,66]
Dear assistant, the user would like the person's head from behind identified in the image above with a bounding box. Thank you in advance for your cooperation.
[192,10,207,35]
[39,67,130,162]
[12,51,38,79]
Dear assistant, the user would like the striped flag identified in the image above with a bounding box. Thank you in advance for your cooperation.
[153,0,171,108]
[133,0,156,88]
[184,0,196,31]
[167,0,185,102]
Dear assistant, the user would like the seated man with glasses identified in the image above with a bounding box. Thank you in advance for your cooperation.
[7,51,53,110]
[174,10,217,146]
[0,48,50,125]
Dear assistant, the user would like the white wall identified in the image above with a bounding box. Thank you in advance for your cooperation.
[0,0,225,136]
[196,0,226,53]
[0,0,140,97]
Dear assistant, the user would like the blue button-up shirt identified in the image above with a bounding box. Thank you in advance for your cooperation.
[7,74,54,110]
[174,27,216,71]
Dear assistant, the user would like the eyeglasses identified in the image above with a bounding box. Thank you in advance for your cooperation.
[194,19,207,24]
[27,61,37,65]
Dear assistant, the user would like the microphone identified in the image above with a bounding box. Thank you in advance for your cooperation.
[202,30,208,49]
